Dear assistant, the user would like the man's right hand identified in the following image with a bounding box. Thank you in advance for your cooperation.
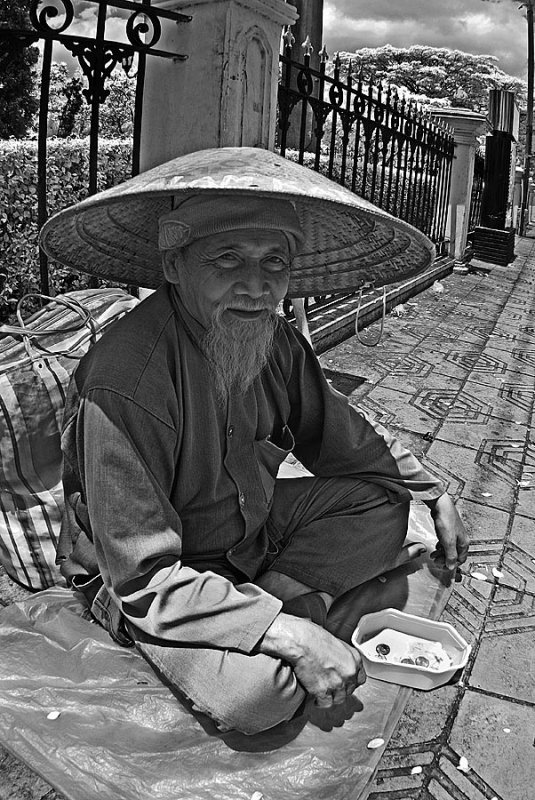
[257,612,366,707]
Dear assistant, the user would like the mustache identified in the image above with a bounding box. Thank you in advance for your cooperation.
[219,298,278,313]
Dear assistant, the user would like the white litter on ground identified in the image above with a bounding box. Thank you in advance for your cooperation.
[367,737,385,750]
[457,755,470,773]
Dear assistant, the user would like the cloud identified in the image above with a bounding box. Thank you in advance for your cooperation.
[322,0,528,79]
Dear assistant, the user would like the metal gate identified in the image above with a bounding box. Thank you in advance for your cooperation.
[0,0,190,296]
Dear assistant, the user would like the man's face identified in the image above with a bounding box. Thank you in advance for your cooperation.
[166,228,292,401]
[171,229,291,328]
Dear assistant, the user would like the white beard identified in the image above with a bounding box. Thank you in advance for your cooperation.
[201,301,280,405]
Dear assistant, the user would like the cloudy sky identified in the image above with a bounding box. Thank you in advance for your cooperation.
[54,1,528,81]
[322,0,528,79]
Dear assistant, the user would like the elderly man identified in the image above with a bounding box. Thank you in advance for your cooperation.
[41,147,468,742]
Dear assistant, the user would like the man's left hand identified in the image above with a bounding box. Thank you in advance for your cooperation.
[426,493,469,574]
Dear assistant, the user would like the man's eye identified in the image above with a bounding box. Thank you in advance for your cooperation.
[263,257,289,272]
[214,252,240,268]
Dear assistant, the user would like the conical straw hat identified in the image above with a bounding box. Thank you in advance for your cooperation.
[39,146,435,296]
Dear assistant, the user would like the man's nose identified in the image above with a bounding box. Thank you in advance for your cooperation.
[235,263,270,298]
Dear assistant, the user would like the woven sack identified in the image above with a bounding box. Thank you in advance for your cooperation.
[0,289,139,590]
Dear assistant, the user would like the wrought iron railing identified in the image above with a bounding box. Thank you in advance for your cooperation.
[277,35,455,256]
[0,0,190,295]
[468,149,485,235]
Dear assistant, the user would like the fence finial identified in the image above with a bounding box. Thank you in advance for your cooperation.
[320,44,329,63]
[283,26,295,49]
[301,35,314,57]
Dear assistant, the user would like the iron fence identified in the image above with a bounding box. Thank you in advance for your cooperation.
[0,0,190,296]
[277,36,455,255]
[468,149,485,234]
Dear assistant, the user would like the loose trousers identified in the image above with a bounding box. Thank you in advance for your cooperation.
[126,476,410,737]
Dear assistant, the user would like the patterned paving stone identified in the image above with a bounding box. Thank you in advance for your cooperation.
[410,387,470,422]
[432,750,503,800]
[449,691,535,800]
[464,320,501,338]
[501,542,535,596]
[515,488,535,519]
[509,512,535,560]
[446,348,509,376]
[455,497,510,546]
[510,347,535,371]
[353,382,442,432]
[368,687,460,798]
[379,326,434,348]
[437,417,528,452]
[440,585,489,645]
[320,345,406,386]
[422,439,519,509]
[491,322,535,347]
[378,371,463,397]
[514,440,535,517]
[487,579,535,622]
[473,437,525,486]
[386,685,460,747]
[380,352,437,379]
[470,628,535,702]
[481,379,532,414]
[468,365,535,389]
[453,330,496,348]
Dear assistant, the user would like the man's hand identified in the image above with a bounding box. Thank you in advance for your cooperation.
[426,493,469,573]
[257,612,366,707]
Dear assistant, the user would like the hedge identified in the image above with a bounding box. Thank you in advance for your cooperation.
[0,138,132,323]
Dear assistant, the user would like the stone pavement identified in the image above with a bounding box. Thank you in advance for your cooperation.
[1,236,535,799]
[318,234,535,800]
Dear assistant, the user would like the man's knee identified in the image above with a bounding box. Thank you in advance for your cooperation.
[201,653,306,736]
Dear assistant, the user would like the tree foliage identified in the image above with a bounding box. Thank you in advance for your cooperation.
[335,45,527,114]
[0,0,39,138]
[0,139,132,320]
[46,63,136,140]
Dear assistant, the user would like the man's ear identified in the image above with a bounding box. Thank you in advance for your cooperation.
[162,249,186,284]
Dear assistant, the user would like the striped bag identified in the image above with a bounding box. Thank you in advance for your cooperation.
[0,289,139,590]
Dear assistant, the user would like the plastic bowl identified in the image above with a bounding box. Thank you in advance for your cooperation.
[351,608,471,691]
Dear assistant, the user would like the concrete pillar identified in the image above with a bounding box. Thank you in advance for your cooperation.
[513,166,523,229]
[430,108,487,264]
[140,0,298,171]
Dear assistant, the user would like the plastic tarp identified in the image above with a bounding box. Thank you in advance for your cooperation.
[0,506,453,800]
